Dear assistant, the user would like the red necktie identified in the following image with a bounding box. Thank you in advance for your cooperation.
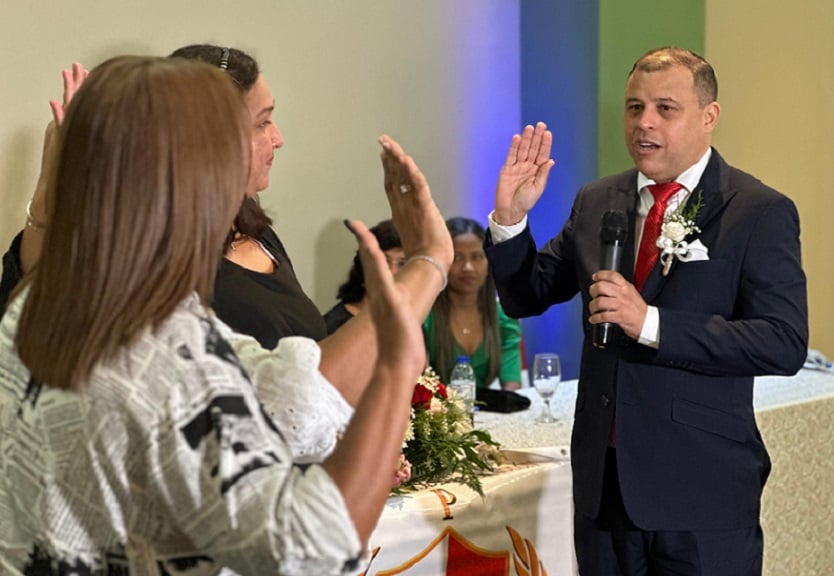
[633,182,683,291]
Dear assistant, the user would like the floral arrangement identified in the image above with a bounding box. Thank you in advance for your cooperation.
[392,366,501,496]
[656,190,709,275]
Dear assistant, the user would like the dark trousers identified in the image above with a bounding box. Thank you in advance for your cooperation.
[574,449,763,576]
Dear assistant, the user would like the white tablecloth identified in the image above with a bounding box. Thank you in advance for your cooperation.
[360,369,834,576]
[362,447,575,575]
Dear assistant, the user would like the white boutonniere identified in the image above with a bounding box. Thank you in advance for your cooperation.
[656,191,709,276]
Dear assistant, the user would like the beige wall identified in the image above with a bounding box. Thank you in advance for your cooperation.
[0,1,519,310]
[706,0,834,355]
[3,2,829,357]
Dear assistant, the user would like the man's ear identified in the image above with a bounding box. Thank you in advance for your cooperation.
[703,101,720,133]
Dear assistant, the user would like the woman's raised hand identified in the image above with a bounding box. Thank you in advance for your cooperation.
[378,135,453,274]
[315,136,447,407]
[348,219,425,377]
[34,63,90,209]
[50,63,89,125]
[22,63,90,274]
[493,121,555,226]
[324,219,426,542]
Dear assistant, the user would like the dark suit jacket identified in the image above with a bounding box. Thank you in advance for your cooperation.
[485,149,808,530]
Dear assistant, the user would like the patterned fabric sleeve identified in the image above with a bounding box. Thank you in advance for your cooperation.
[141,315,362,575]
[0,294,363,575]
[221,325,354,463]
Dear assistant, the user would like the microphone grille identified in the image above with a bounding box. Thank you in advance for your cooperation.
[600,210,628,243]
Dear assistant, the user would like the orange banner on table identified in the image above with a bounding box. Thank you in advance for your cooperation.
[364,448,576,575]
[362,525,548,576]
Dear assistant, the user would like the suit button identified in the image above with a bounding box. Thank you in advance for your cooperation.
[601,394,611,407]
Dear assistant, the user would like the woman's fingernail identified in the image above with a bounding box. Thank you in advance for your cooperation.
[343,219,358,236]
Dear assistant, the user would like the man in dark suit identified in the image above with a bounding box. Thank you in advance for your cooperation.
[484,47,807,575]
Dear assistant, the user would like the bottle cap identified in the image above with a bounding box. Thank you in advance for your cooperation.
[455,355,470,363]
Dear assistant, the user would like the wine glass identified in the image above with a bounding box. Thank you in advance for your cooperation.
[532,353,561,424]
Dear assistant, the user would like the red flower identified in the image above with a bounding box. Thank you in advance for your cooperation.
[411,383,434,408]
[435,382,448,399]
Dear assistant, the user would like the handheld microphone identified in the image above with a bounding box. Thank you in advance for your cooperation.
[593,210,628,348]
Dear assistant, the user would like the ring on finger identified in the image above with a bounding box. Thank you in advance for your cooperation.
[399,184,412,194]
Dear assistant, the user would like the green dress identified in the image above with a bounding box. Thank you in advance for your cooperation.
[423,302,522,388]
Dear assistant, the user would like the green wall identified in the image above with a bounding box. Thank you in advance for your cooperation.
[598,0,705,177]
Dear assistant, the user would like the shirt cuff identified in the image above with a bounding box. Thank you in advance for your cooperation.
[487,210,528,243]
[638,306,660,348]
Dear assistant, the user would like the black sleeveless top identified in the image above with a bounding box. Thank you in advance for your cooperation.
[0,228,326,349]
[211,227,327,348]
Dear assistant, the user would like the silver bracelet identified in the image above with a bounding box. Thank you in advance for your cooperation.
[406,255,447,291]
[26,199,46,230]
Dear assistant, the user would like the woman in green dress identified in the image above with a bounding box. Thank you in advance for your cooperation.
[424,217,522,390]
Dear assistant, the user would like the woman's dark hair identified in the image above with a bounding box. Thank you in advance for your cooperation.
[169,45,259,91]
[169,44,272,248]
[336,219,401,303]
[431,217,501,384]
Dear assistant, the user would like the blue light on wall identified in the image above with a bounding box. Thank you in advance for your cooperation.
[450,3,521,223]
[451,2,598,380]
[517,2,600,380]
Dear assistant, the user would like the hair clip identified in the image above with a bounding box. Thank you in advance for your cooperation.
[218,48,231,70]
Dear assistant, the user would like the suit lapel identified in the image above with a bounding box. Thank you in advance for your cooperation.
[640,149,735,300]
[691,149,735,231]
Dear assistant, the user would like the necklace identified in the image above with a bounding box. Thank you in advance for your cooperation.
[451,303,479,337]
[229,232,250,251]
[228,235,280,268]
[452,315,475,336]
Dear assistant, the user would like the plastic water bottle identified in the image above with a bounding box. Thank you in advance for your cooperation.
[449,355,476,423]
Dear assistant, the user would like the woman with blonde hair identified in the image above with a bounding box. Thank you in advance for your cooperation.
[0,55,445,575]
